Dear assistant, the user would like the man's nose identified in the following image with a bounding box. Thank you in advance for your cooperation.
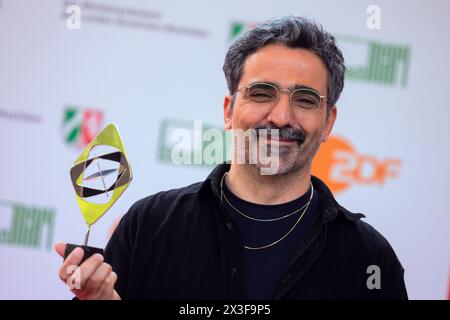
[266,91,294,127]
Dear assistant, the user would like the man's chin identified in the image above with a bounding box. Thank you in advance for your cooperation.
[253,158,302,176]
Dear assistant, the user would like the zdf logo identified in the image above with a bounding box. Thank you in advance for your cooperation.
[312,136,402,194]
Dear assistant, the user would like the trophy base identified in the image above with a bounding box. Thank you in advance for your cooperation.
[64,243,104,264]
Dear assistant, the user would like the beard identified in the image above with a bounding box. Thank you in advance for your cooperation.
[244,125,322,176]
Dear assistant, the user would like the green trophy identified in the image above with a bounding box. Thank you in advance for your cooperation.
[64,123,132,263]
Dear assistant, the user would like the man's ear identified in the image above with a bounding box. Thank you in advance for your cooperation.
[322,105,337,143]
[224,95,233,130]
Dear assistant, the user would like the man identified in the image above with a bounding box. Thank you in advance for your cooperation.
[55,16,408,300]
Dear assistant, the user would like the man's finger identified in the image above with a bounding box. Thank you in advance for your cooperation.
[82,262,112,295]
[54,241,66,258]
[97,271,118,300]
[75,253,105,290]
[58,247,84,282]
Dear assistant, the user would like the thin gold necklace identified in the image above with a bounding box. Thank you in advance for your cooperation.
[220,172,311,222]
[220,172,314,250]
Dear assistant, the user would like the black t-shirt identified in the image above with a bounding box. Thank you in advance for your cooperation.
[222,181,319,299]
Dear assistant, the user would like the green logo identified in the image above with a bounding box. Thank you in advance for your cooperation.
[157,118,232,167]
[337,35,411,87]
[228,21,258,42]
[0,200,56,250]
[229,22,246,41]
[228,27,412,88]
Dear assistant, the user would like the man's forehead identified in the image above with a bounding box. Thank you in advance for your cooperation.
[243,43,325,67]
[239,44,328,93]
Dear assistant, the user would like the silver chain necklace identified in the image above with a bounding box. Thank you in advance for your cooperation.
[220,172,314,250]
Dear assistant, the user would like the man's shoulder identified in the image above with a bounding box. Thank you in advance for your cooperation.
[328,206,407,298]
[312,174,394,256]
[119,181,207,228]
[135,181,204,210]
[331,205,400,263]
[105,181,209,260]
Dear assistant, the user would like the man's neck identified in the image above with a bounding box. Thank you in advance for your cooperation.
[226,162,312,205]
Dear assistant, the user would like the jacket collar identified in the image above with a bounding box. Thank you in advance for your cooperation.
[201,163,365,223]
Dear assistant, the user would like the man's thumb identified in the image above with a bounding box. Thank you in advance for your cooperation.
[54,241,67,258]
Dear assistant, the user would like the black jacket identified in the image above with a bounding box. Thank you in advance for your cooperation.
[104,163,408,299]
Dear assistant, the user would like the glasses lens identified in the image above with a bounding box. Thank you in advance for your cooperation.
[246,83,278,103]
[291,89,321,110]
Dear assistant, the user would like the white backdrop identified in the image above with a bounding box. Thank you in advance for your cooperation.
[0,0,449,299]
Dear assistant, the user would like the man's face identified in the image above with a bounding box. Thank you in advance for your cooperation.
[224,43,337,175]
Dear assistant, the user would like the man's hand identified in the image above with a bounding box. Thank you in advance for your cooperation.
[54,241,121,300]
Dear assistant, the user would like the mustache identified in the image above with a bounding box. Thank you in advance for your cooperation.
[253,125,306,145]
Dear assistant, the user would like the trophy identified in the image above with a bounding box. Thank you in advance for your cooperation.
[64,123,132,263]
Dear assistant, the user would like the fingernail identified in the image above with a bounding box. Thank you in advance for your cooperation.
[93,253,104,261]
[73,248,83,258]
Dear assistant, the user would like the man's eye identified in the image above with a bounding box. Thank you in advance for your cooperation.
[293,95,318,108]
[298,98,315,104]
[251,93,272,98]
[249,91,274,101]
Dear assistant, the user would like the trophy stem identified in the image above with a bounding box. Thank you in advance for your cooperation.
[84,225,91,246]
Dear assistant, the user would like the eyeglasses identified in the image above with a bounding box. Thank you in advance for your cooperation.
[236,82,326,113]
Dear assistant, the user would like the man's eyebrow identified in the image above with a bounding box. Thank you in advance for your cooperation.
[288,84,321,93]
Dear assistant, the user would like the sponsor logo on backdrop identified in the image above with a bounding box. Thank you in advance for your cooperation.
[0,108,42,123]
[227,22,411,88]
[228,21,258,42]
[448,269,450,300]
[157,118,232,167]
[157,119,401,194]
[62,0,209,38]
[311,136,402,194]
[0,200,56,250]
[336,35,411,87]
[62,106,103,149]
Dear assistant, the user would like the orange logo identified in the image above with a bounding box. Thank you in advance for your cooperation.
[312,136,402,194]
[448,267,450,300]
